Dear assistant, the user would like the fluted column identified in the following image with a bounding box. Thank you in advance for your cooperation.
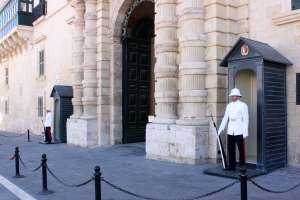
[153,0,179,124]
[81,0,97,119]
[70,1,85,119]
[96,0,110,145]
[177,0,207,125]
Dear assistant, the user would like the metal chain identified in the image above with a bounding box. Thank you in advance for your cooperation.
[248,178,300,193]
[19,155,42,171]
[45,164,93,187]
[101,177,239,200]
[0,132,27,138]
[183,180,239,200]
[101,177,161,200]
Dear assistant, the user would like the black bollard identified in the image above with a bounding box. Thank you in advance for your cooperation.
[27,129,31,142]
[12,147,24,178]
[94,166,102,200]
[36,154,54,195]
[239,166,247,200]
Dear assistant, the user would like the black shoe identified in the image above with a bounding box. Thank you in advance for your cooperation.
[223,167,235,171]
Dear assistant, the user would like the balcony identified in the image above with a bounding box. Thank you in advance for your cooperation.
[0,0,34,60]
[32,0,47,22]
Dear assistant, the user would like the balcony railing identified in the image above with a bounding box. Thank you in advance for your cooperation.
[33,0,47,22]
[0,0,33,40]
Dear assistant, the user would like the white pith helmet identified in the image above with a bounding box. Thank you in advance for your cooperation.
[229,86,242,97]
[46,107,51,111]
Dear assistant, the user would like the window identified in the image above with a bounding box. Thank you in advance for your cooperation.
[20,86,23,96]
[4,100,8,114]
[297,73,300,105]
[38,96,43,117]
[39,50,44,76]
[5,67,8,85]
[292,0,300,10]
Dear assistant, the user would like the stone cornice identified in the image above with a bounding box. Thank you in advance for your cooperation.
[156,0,176,5]
[272,9,300,26]
[68,0,84,7]
[0,25,33,60]
[34,35,47,44]
[36,76,46,82]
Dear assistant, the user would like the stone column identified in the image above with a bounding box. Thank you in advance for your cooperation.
[70,1,85,119]
[153,0,179,124]
[81,0,97,119]
[96,0,110,145]
[176,0,208,126]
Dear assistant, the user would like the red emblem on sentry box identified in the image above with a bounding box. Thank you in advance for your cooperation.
[241,44,249,56]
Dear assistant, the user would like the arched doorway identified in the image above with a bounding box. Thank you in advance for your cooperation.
[235,69,257,166]
[122,18,152,143]
[122,1,155,143]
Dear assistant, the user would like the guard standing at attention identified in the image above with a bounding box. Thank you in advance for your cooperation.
[44,107,53,144]
[218,87,249,171]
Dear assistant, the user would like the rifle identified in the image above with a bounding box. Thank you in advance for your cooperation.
[41,118,46,142]
[211,115,228,169]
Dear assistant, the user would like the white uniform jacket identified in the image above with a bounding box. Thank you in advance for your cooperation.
[218,100,249,138]
[44,112,53,127]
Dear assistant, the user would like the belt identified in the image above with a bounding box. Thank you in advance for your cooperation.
[230,118,236,122]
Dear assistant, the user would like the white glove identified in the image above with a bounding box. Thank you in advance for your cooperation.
[243,133,248,138]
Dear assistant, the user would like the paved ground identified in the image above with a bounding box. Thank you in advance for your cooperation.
[0,130,299,200]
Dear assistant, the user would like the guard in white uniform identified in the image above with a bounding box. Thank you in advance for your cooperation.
[44,107,53,144]
[218,87,249,171]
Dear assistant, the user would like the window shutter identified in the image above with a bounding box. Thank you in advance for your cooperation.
[5,100,7,114]
[38,96,43,116]
[39,50,44,76]
[297,73,300,105]
[5,68,8,85]
[292,0,300,10]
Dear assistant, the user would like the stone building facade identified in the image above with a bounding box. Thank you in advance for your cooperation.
[0,0,300,167]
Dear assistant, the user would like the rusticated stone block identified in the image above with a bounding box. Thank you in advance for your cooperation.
[205,46,228,61]
[237,5,248,21]
[206,32,227,47]
[205,4,226,20]
[205,18,227,33]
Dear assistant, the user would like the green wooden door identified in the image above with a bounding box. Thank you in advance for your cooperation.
[123,18,151,143]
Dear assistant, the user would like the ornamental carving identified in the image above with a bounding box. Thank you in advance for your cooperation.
[122,0,155,38]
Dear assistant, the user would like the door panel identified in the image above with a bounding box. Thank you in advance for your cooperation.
[123,19,151,143]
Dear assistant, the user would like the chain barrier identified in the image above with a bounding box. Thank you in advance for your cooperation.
[0,155,15,160]
[248,178,300,193]
[19,155,42,171]
[184,180,239,200]
[0,132,27,138]
[101,177,239,200]
[45,164,94,187]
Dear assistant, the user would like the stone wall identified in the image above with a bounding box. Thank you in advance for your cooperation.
[0,0,300,167]
[0,1,73,134]
[267,0,300,166]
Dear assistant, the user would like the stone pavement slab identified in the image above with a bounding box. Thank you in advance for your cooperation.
[0,183,20,200]
[0,130,300,200]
